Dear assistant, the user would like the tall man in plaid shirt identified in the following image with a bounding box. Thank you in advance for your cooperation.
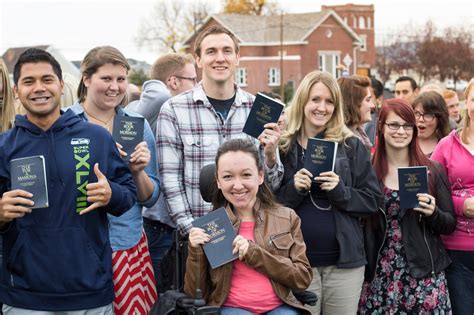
[156,25,284,235]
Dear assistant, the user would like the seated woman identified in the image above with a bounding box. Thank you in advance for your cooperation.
[412,91,450,156]
[185,138,312,315]
[359,99,456,314]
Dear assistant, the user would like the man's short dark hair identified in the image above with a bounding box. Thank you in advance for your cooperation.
[371,77,384,98]
[395,76,417,91]
[13,48,63,84]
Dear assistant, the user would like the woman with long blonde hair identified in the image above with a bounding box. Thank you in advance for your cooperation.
[277,71,382,314]
[0,58,16,131]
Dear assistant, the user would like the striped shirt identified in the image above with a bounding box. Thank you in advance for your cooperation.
[156,84,284,235]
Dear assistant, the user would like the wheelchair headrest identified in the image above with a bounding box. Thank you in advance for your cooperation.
[199,163,216,203]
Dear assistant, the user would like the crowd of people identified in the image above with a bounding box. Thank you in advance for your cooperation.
[0,23,473,315]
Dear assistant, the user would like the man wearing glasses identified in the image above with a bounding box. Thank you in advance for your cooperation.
[126,52,196,294]
[127,53,196,135]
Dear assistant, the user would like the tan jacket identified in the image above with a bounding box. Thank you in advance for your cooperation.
[184,205,312,314]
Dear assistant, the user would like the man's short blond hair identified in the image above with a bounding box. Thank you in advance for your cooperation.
[150,53,195,82]
[443,89,457,100]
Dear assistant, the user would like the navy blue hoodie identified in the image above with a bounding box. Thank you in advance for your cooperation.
[0,110,137,311]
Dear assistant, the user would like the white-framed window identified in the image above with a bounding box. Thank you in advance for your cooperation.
[319,52,340,78]
[367,17,372,29]
[343,16,348,24]
[360,34,367,51]
[353,16,357,28]
[268,67,280,86]
[235,67,247,87]
[358,16,366,29]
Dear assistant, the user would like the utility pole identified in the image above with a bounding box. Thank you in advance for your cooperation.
[279,10,285,101]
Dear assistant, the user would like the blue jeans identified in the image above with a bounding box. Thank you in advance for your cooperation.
[446,250,474,315]
[143,218,173,293]
[221,305,300,315]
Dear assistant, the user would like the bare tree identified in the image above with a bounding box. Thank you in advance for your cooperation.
[136,1,213,53]
[417,21,473,85]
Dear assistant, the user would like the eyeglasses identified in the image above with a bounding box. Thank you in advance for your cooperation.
[174,75,197,83]
[385,122,415,131]
[414,111,435,122]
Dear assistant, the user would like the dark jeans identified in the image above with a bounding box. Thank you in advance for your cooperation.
[446,250,474,315]
[143,218,174,293]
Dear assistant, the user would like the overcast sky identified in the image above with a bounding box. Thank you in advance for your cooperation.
[1,0,473,64]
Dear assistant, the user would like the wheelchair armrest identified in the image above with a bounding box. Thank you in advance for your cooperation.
[176,294,196,308]
[293,289,318,306]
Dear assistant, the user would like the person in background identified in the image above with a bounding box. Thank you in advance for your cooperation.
[443,89,462,129]
[277,71,382,314]
[360,98,455,314]
[69,46,159,314]
[185,138,312,314]
[127,53,197,293]
[0,58,16,131]
[127,83,141,102]
[411,91,450,156]
[126,53,196,135]
[395,76,419,104]
[419,82,444,95]
[0,48,137,314]
[431,79,474,314]
[338,75,374,151]
[364,77,384,147]
[60,72,80,108]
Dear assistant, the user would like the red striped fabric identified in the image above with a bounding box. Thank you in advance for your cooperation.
[112,231,158,314]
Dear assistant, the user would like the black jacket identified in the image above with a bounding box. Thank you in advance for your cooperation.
[276,136,383,268]
[363,162,456,281]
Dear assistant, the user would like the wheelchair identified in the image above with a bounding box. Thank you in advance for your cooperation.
[151,164,316,314]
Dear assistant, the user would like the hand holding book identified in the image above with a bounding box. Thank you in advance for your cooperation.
[314,171,340,192]
[189,227,211,248]
[294,168,313,192]
[232,235,250,261]
[116,141,150,174]
[413,193,436,217]
[0,189,34,224]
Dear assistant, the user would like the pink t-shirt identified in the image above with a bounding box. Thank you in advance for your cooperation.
[223,221,283,313]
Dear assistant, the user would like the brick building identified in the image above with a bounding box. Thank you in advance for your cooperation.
[183,4,375,96]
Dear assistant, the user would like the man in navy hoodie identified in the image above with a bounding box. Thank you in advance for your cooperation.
[0,49,137,313]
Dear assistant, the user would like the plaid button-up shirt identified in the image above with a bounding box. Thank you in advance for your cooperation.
[156,84,284,235]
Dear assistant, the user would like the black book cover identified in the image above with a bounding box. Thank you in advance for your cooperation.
[112,116,144,162]
[10,155,49,209]
[398,166,428,209]
[192,207,238,269]
[243,92,285,139]
[304,138,338,177]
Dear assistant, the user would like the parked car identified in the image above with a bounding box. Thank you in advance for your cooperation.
[445,79,468,91]
[384,80,395,92]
